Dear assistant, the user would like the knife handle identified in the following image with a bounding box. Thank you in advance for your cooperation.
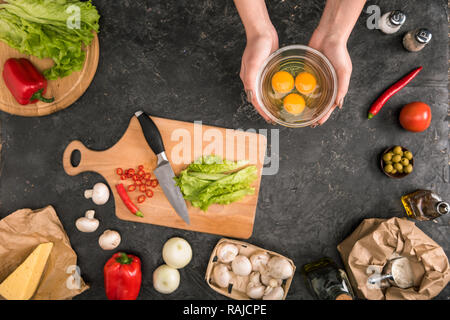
[135,111,165,155]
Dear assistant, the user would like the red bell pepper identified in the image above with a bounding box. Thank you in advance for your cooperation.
[2,58,55,105]
[104,252,142,300]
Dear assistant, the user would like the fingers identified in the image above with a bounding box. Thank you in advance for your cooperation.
[334,64,351,108]
[314,104,337,127]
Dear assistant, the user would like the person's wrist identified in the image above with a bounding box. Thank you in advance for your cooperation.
[245,22,277,42]
[312,25,349,46]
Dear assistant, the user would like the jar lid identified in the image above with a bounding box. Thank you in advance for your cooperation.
[437,202,449,215]
[389,10,406,26]
[415,29,432,44]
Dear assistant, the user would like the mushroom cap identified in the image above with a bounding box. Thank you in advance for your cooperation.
[267,256,294,279]
[212,264,232,288]
[231,255,252,276]
[98,229,121,250]
[249,251,270,271]
[262,286,284,300]
[216,243,239,263]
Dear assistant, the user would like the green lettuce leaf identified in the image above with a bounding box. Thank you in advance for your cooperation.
[0,0,100,79]
[175,158,258,212]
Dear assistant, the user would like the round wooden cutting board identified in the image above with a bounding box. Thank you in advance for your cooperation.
[0,34,99,117]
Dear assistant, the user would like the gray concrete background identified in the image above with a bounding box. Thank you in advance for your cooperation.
[0,0,448,300]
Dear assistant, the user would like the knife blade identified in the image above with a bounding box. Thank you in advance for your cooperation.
[135,111,190,225]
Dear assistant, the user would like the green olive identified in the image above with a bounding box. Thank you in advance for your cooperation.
[392,155,402,163]
[384,164,394,173]
[383,153,393,162]
[384,160,392,165]
[391,169,397,174]
[394,163,403,171]
[404,151,413,160]
[393,146,403,155]
[400,158,409,166]
[404,164,413,173]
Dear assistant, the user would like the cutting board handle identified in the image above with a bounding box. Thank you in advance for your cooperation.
[62,140,94,176]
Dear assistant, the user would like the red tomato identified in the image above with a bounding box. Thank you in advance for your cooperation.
[399,102,431,132]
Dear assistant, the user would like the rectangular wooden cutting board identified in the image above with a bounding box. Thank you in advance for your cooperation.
[63,115,267,239]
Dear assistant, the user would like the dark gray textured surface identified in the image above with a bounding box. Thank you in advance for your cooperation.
[0,0,448,300]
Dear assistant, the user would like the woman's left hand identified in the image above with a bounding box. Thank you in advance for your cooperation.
[308,31,352,127]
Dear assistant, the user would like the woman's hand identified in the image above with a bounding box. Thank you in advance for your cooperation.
[309,32,352,126]
[240,29,278,122]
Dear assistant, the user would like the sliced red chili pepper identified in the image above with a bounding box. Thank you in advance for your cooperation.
[138,165,144,171]
[132,175,139,181]
[145,180,152,187]
[128,168,135,175]
[115,184,144,217]
[137,195,146,203]
[128,185,136,192]
[137,170,145,178]
[146,190,154,198]
[150,179,159,188]
[116,168,123,175]
[139,185,146,192]
[144,173,151,180]
[120,175,127,180]
[135,180,142,185]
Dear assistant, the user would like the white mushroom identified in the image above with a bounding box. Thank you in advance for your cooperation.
[249,251,270,271]
[216,243,239,263]
[267,256,294,280]
[212,263,232,288]
[84,183,110,205]
[98,229,121,250]
[75,210,99,232]
[262,286,284,300]
[246,272,266,299]
[260,268,282,287]
[231,255,252,276]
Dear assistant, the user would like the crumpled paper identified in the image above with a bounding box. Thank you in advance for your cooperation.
[338,217,449,300]
[0,206,88,300]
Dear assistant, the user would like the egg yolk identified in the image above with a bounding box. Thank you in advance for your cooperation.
[283,93,306,115]
[295,72,317,95]
[271,71,294,94]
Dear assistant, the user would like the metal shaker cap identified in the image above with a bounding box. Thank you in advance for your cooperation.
[437,202,449,215]
[415,28,432,44]
[389,10,406,26]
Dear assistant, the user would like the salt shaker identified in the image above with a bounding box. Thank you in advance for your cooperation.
[403,28,432,52]
[378,10,406,34]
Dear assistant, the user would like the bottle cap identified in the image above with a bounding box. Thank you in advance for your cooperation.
[415,29,432,44]
[389,10,406,26]
[436,202,449,215]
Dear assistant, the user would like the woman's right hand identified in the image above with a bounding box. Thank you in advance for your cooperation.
[239,28,278,122]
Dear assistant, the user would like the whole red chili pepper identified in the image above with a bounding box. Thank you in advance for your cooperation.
[2,58,55,105]
[116,183,144,217]
[104,252,142,300]
[368,66,423,119]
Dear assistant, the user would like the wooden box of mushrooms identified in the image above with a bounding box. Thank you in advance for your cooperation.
[205,238,296,300]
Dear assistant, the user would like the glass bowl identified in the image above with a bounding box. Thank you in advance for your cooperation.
[255,45,337,127]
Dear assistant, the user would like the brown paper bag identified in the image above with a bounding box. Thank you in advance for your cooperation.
[337,217,449,300]
[0,206,89,300]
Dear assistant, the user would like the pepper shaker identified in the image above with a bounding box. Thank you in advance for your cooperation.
[403,28,432,52]
[378,10,406,34]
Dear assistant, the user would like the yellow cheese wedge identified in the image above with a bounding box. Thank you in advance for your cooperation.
[0,242,53,300]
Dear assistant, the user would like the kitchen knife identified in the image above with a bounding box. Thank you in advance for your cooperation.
[135,111,190,225]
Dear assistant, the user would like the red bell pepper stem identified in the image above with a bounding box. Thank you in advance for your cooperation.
[115,183,144,217]
[368,66,423,119]
[30,89,55,103]
[104,252,142,300]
